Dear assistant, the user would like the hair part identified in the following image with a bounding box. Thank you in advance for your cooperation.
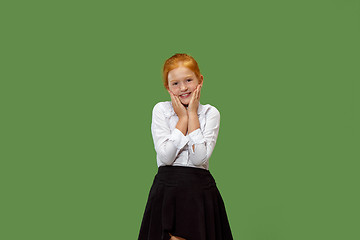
[162,53,202,89]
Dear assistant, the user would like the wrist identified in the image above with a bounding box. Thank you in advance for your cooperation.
[178,115,188,121]
[188,112,198,118]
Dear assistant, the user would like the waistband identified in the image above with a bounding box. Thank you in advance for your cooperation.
[158,165,211,176]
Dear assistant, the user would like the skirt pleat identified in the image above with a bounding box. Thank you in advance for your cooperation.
[138,166,233,240]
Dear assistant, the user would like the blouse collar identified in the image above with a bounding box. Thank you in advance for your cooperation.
[165,101,207,117]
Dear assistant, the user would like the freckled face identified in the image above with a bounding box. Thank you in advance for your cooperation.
[167,66,203,106]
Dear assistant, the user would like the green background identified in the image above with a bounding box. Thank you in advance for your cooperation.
[1,0,359,239]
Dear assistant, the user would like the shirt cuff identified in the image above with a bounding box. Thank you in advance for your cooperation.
[169,128,189,149]
[188,128,205,145]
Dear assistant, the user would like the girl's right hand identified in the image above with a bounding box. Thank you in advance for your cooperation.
[168,90,188,119]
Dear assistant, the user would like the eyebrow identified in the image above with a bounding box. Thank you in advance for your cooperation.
[169,75,193,82]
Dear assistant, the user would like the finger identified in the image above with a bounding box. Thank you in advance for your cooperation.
[169,91,175,101]
[173,94,179,103]
[194,87,199,100]
[174,95,183,108]
[197,85,201,99]
[170,91,179,103]
[169,92,178,107]
[189,89,196,104]
[168,89,174,99]
[168,90,177,99]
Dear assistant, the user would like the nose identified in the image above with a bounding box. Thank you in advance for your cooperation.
[180,83,188,92]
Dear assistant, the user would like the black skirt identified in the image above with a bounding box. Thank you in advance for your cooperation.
[138,166,233,240]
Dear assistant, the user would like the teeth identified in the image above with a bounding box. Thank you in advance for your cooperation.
[181,93,190,96]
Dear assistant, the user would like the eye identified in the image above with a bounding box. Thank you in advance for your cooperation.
[172,82,178,86]
[186,79,192,82]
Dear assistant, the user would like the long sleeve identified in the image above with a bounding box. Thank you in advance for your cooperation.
[187,107,220,166]
[151,103,189,165]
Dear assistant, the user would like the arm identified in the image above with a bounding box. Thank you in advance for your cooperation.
[188,112,200,151]
[151,103,189,165]
[187,84,202,150]
[188,107,220,166]
[176,116,188,136]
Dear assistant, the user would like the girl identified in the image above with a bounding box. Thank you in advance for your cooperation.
[138,54,233,240]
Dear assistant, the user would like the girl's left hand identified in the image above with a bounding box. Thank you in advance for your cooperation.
[188,84,202,114]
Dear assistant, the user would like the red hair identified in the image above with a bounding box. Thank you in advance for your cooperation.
[162,53,202,89]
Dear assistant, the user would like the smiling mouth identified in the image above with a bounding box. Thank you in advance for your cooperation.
[179,92,191,98]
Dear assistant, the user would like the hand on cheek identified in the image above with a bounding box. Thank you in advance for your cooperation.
[168,89,188,119]
[188,84,201,114]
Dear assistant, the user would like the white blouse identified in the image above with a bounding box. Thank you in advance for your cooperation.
[151,101,220,170]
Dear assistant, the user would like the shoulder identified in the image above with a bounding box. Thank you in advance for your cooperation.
[199,103,220,118]
[152,101,174,117]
